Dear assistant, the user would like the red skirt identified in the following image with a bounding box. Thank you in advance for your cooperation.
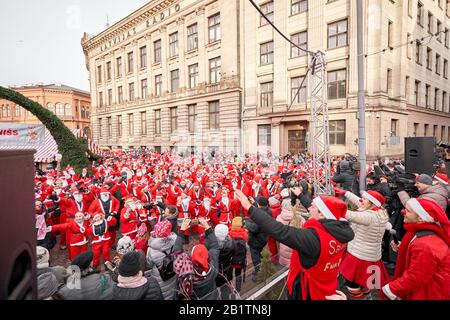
[339,252,390,289]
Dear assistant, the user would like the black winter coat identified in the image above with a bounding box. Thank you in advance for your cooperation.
[112,276,163,300]
[245,206,272,249]
[216,237,236,287]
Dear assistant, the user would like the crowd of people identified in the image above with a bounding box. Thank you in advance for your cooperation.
[34,148,450,300]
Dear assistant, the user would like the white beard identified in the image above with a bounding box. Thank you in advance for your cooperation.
[222,198,229,207]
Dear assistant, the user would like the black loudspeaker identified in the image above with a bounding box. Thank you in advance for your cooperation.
[404,137,436,176]
[0,150,37,300]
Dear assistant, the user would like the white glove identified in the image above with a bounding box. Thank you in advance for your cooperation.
[385,222,393,231]
[107,216,113,222]
[46,226,52,232]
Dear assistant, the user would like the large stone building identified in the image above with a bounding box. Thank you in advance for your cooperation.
[82,0,450,157]
[82,0,241,154]
[0,83,92,137]
[242,0,450,158]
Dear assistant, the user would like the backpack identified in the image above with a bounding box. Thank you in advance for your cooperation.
[231,238,247,269]
[157,248,176,281]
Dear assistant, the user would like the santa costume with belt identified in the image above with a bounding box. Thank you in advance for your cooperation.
[120,197,139,240]
[87,212,117,268]
[88,187,120,246]
[48,212,90,260]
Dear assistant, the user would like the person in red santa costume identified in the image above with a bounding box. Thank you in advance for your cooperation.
[188,183,204,202]
[57,189,94,247]
[88,187,120,246]
[47,212,90,260]
[382,198,450,300]
[235,190,354,300]
[87,212,117,269]
[217,188,238,228]
[120,197,139,240]
[177,193,196,242]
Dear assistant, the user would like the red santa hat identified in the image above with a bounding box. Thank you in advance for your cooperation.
[99,187,109,194]
[434,173,449,185]
[406,198,450,227]
[361,190,385,208]
[312,196,348,220]
[191,244,209,276]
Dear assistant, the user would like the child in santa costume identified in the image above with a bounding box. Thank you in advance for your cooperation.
[235,190,354,300]
[120,197,139,240]
[47,212,90,260]
[87,212,117,268]
[337,188,390,299]
[382,198,450,300]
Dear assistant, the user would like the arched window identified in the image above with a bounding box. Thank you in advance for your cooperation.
[64,104,72,116]
[15,105,21,117]
[81,106,86,118]
[6,105,10,117]
[85,108,90,118]
[0,105,4,118]
[55,103,64,116]
[47,103,54,113]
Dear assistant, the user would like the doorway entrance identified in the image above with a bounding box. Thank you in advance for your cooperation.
[288,130,306,155]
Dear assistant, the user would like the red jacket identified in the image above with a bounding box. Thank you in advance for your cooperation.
[88,197,120,218]
[177,200,197,219]
[59,194,94,219]
[270,203,282,219]
[120,208,139,236]
[386,233,450,300]
[229,227,249,242]
[51,220,90,246]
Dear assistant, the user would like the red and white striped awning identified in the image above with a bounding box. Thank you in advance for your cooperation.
[0,128,102,163]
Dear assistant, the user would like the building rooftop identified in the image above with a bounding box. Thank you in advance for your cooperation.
[9,83,90,96]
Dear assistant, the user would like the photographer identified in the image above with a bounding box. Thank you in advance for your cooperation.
[397,174,449,212]
[332,160,359,194]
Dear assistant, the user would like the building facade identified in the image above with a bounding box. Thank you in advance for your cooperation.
[0,83,92,137]
[82,0,450,157]
[82,0,242,154]
[242,0,450,158]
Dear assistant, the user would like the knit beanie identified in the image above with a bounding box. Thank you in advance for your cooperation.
[214,224,229,243]
[118,251,141,277]
[36,246,50,268]
[231,216,243,229]
[37,272,58,300]
[71,251,93,271]
[117,236,135,255]
[416,174,433,186]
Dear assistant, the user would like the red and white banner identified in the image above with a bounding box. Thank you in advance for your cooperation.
[0,123,45,146]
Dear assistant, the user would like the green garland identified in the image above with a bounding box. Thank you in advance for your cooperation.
[0,86,92,173]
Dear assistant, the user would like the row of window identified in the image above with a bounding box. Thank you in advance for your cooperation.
[258,69,346,107]
[406,77,450,111]
[257,120,346,147]
[97,101,220,137]
[97,13,221,83]
[98,57,221,107]
[414,0,450,41]
[410,38,449,77]
[412,122,450,142]
[0,104,89,119]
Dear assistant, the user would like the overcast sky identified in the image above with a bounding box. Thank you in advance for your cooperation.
[0,0,150,91]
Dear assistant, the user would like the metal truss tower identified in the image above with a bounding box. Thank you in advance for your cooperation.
[309,51,332,196]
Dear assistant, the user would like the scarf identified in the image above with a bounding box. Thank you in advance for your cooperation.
[392,223,450,282]
[117,272,148,289]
